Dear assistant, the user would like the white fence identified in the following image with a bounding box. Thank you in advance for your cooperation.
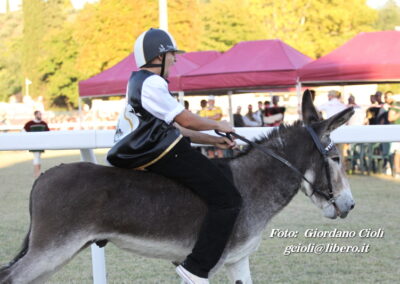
[1,125,400,284]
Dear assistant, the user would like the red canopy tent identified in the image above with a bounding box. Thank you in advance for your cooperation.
[299,31,400,85]
[78,51,221,98]
[181,40,312,93]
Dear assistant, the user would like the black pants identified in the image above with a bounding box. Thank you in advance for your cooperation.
[147,138,242,278]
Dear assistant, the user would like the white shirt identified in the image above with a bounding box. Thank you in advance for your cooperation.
[114,74,184,143]
[141,75,184,124]
[318,98,347,118]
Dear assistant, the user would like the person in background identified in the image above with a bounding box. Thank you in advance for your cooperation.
[243,104,260,127]
[199,95,224,158]
[366,93,381,125]
[318,90,346,118]
[346,94,364,125]
[23,110,50,178]
[254,101,264,126]
[233,106,245,127]
[202,95,222,121]
[265,96,286,126]
[197,99,207,116]
[385,91,400,177]
[184,100,190,112]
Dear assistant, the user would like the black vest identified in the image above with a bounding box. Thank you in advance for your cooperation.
[107,70,182,169]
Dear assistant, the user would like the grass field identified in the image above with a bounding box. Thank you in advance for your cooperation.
[0,150,399,283]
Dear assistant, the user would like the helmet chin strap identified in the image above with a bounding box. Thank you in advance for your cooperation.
[142,53,167,78]
[160,53,166,78]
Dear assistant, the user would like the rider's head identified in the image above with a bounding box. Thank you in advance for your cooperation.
[134,28,184,78]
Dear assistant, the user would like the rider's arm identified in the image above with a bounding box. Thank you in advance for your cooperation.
[174,123,235,149]
[174,109,232,132]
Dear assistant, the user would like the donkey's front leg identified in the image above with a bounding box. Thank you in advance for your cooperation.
[224,256,252,284]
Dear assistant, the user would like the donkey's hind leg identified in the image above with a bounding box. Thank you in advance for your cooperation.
[7,235,89,284]
[225,256,253,284]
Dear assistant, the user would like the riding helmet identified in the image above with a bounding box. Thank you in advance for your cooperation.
[134,28,184,68]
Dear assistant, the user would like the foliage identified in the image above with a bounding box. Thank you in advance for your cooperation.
[0,0,388,109]
[374,0,400,30]
[0,11,23,101]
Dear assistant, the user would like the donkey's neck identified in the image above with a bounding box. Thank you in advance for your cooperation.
[229,126,309,232]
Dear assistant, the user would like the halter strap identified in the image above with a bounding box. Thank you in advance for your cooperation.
[215,129,336,203]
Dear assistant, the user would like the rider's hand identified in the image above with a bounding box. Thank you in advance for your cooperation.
[216,120,234,133]
[214,136,236,149]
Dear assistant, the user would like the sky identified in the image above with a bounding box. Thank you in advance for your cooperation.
[0,0,399,13]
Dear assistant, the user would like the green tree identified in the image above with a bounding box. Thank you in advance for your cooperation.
[199,0,266,51]
[374,0,400,30]
[0,10,23,101]
[255,0,377,58]
[22,0,47,99]
[74,0,158,79]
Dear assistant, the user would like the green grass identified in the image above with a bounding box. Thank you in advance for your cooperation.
[0,150,399,283]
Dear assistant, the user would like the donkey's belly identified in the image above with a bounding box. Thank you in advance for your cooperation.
[107,231,263,265]
[109,234,191,261]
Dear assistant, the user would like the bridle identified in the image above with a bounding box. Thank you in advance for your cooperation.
[215,127,337,205]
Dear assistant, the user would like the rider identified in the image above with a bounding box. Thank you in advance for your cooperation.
[107,28,242,283]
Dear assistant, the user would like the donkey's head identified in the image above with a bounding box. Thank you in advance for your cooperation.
[300,90,355,219]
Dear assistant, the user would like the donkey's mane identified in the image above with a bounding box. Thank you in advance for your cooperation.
[235,120,304,157]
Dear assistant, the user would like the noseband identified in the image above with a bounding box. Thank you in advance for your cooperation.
[216,127,336,205]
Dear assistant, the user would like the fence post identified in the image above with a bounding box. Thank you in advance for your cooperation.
[80,148,107,284]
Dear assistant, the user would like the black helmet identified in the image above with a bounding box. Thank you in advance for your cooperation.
[134,28,184,68]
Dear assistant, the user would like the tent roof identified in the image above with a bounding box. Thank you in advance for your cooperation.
[181,40,312,92]
[299,31,400,85]
[78,51,221,98]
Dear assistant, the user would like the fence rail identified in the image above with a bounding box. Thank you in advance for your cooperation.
[1,125,400,284]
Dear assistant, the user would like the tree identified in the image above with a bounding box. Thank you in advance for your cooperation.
[73,0,158,79]
[374,0,400,30]
[22,0,47,99]
[0,10,23,101]
[254,0,377,58]
[199,0,266,51]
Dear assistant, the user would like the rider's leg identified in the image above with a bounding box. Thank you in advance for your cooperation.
[147,138,242,278]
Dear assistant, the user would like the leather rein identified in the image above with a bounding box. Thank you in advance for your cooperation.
[215,127,336,205]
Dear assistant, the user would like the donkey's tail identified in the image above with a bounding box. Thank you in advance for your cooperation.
[0,177,36,282]
[0,225,30,281]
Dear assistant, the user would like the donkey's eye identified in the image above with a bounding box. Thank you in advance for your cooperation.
[331,156,340,163]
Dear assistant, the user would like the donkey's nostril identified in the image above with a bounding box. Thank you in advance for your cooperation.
[350,203,355,210]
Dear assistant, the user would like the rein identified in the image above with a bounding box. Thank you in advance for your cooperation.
[215,128,336,204]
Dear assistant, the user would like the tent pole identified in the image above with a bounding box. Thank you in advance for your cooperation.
[296,80,302,119]
[78,97,82,130]
[159,0,168,31]
[178,91,184,105]
[228,91,233,124]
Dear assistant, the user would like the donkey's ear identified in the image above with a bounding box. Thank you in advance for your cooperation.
[316,107,355,134]
[302,89,321,125]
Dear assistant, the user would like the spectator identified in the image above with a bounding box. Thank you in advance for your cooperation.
[243,104,260,127]
[265,95,286,126]
[366,94,381,125]
[199,95,223,158]
[197,99,207,116]
[318,90,346,118]
[201,95,222,121]
[347,95,364,125]
[23,110,50,178]
[233,106,245,127]
[254,101,264,126]
[184,100,190,112]
[385,91,400,177]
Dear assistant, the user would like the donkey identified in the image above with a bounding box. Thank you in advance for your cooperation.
[0,91,355,284]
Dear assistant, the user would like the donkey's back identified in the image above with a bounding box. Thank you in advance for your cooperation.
[0,162,214,284]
